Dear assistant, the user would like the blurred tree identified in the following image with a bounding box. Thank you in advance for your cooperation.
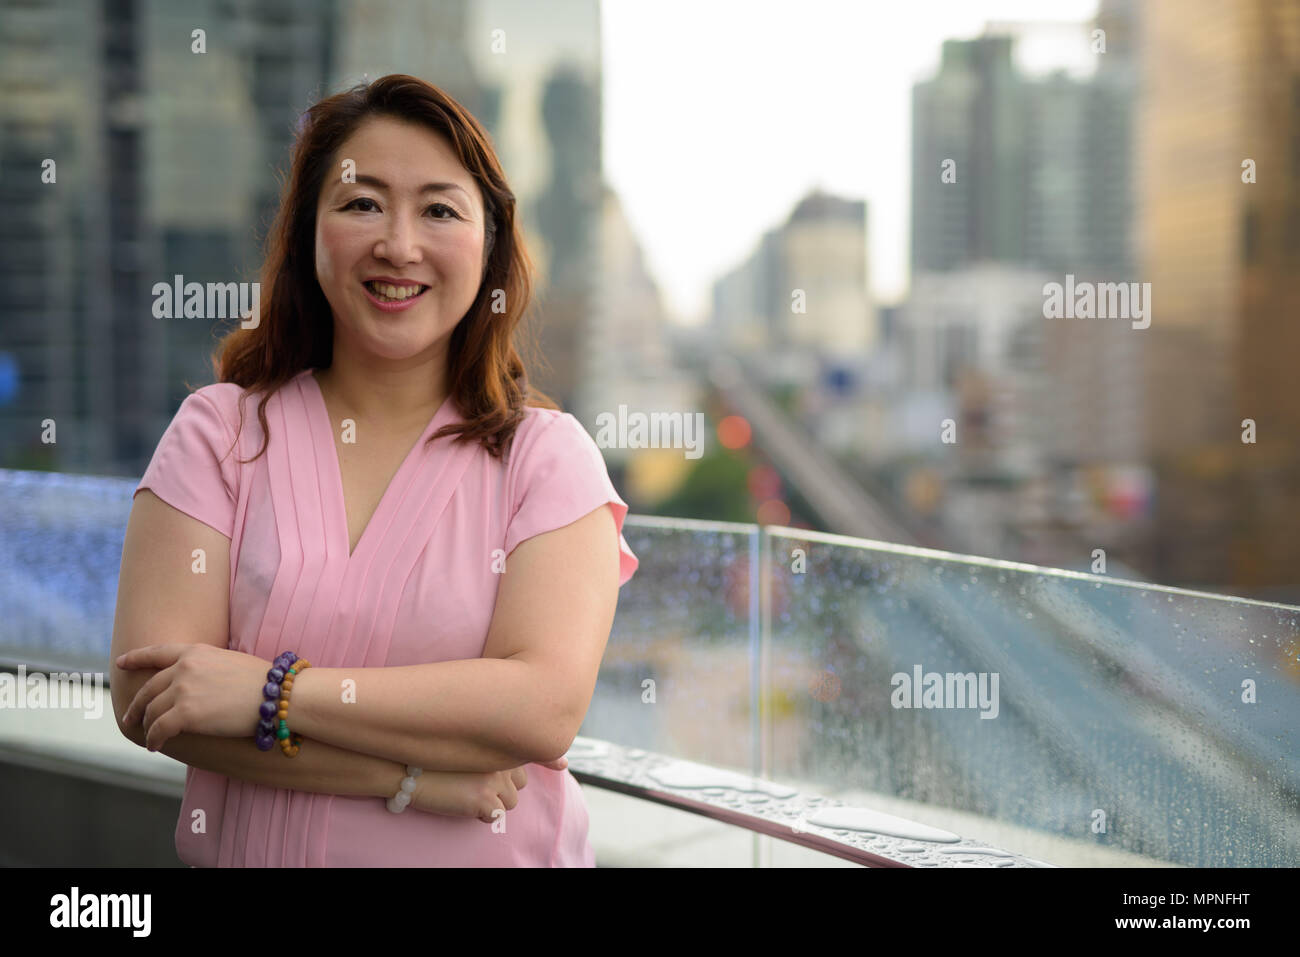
[646,447,754,524]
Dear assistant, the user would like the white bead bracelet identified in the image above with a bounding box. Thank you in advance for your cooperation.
[386,765,423,813]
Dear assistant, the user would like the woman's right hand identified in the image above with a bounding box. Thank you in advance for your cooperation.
[410,757,567,823]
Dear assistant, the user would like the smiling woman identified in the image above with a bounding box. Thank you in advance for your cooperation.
[108,74,638,867]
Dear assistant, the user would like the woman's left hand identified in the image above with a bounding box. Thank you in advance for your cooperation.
[117,644,272,751]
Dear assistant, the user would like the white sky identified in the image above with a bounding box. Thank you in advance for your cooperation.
[601,0,1102,324]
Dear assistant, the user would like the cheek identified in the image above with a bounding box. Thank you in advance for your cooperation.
[432,229,484,283]
[315,221,361,285]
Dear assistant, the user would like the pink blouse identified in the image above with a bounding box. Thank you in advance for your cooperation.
[133,367,638,866]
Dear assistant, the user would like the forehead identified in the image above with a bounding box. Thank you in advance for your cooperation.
[328,115,480,203]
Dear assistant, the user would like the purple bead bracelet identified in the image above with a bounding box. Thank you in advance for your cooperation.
[254,651,299,751]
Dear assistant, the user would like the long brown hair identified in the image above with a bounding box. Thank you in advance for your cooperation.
[213,73,557,464]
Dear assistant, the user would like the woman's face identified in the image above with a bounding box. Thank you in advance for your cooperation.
[314,115,487,366]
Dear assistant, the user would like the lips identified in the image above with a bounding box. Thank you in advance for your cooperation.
[360,281,431,312]
[362,280,429,301]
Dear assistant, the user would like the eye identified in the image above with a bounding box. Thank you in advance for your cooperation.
[341,197,461,220]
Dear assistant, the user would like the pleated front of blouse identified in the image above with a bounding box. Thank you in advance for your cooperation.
[150,369,627,867]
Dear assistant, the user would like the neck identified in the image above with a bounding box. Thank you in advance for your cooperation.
[312,353,449,428]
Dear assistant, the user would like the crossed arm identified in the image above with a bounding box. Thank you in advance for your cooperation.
[110,489,620,798]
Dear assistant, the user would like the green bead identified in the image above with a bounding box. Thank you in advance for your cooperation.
[277,727,290,740]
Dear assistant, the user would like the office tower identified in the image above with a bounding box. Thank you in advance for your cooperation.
[711,189,875,365]
[1135,0,1300,591]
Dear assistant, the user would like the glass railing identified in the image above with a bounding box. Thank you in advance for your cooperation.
[2,467,1298,866]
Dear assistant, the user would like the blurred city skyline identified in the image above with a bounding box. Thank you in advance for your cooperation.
[2,0,1297,601]
[603,0,1101,323]
[3,0,1297,877]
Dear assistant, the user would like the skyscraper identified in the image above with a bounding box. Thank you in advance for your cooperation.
[1,0,606,478]
[1135,0,1300,591]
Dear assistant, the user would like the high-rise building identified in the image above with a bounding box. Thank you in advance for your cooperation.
[911,29,1136,278]
[1,0,606,477]
[577,185,699,505]
[711,231,784,355]
[911,35,1031,273]
[463,0,603,414]
[782,190,877,360]
[905,12,1150,570]
[0,0,331,473]
[1135,0,1300,591]
[1,0,163,472]
[711,189,875,368]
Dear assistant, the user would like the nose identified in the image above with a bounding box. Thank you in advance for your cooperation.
[374,205,423,265]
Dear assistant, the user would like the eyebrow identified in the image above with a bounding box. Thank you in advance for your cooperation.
[344,174,472,202]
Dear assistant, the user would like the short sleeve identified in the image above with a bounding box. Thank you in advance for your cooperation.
[503,412,639,587]
[134,389,239,539]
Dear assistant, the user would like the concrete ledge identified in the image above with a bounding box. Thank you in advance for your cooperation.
[0,746,183,867]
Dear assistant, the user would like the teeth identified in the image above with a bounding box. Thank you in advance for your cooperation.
[367,282,423,300]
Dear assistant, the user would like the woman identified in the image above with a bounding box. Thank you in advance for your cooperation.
[108,74,638,866]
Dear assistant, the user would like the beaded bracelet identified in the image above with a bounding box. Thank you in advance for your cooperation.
[255,652,296,751]
[277,659,311,757]
[387,766,423,813]
[255,651,302,752]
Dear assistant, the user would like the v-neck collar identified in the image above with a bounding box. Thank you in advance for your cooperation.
[298,367,457,562]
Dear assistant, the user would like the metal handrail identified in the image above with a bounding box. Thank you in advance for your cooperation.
[564,736,1052,868]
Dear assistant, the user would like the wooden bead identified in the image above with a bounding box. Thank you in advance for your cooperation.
[274,657,309,759]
